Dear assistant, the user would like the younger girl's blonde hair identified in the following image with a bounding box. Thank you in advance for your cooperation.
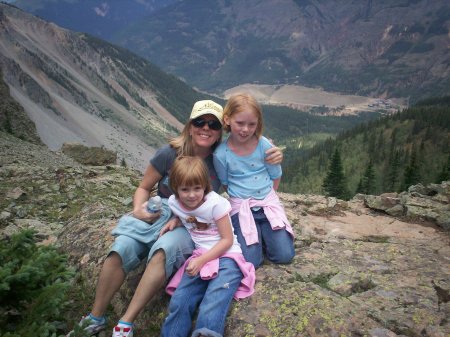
[169,156,212,198]
[223,93,264,138]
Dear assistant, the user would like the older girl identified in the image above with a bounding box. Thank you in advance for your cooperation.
[214,93,295,268]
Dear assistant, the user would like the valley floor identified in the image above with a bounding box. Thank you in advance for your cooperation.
[224,83,407,116]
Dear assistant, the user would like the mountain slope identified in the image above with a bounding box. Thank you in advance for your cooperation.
[0,3,209,171]
[9,0,180,40]
[111,0,449,100]
[0,67,41,144]
[10,0,449,102]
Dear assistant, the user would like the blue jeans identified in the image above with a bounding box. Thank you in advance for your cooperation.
[161,258,243,337]
[231,209,295,268]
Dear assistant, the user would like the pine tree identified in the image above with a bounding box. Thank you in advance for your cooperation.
[436,154,450,183]
[356,177,364,194]
[322,148,350,200]
[402,149,421,190]
[387,150,401,192]
[361,161,376,194]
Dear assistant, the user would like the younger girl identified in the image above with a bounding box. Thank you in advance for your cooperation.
[213,93,295,268]
[159,156,255,337]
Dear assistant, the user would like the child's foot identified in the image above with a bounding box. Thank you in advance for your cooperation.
[66,314,106,336]
[111,321,134,337]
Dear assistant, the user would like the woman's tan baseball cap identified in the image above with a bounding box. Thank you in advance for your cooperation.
[190,100,223,124]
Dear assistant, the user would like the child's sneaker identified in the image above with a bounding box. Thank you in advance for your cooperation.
[66,314,106,336]
[111,324,134,337]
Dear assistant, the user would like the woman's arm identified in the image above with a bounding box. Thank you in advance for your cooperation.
[132,164,163,223]
[265,145,283,165]
[185,215,233,276]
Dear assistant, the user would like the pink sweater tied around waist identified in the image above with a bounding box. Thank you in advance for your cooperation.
[166,248,255,300]
[229,189,294,246]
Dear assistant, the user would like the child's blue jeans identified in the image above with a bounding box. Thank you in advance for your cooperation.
[161,257,243,337]
[231,209,295,268]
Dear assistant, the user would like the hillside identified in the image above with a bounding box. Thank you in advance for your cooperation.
[10,0,179,40]
[281,96,450,196]
[1,2,387,172]
[0,67,41,144]
[0,3,212,171]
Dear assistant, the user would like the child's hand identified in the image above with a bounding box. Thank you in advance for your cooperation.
[186,257,205,276]
[159,217,181,237]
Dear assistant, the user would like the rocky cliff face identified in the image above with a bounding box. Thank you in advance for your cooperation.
[0,3,186,172]
[1,132,449,337]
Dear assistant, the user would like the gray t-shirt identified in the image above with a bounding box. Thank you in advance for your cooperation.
[150,144,221,198]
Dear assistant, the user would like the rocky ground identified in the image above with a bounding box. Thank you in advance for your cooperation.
[1,132,449,337]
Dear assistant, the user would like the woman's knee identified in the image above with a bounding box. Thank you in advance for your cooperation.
[106,251,123,265]
[149,249,166,263]
[110,237,145,273]
[152,227,193,258]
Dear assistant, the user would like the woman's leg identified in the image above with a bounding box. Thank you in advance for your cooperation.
[91,234,148,317]
[161,273,207,337]
[91,252,126,318]
[231,213,264,268]
[120,250,166,322]
[121,227,194,323]
[192,258,243,337]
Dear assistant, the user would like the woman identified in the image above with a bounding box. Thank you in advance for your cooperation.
[67,99,282,337]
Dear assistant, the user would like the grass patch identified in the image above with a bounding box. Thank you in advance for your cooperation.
[360,235,390,243]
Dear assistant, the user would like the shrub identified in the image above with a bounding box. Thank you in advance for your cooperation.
[0,229,75,337]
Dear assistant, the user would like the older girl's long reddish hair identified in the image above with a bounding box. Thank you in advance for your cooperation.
[223,93,264,138]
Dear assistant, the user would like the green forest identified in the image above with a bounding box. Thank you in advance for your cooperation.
[280,96,450,198]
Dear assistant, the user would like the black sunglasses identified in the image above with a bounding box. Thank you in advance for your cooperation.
[191,117,222,130]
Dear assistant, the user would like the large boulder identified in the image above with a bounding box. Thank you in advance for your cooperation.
[363,181,450,230]
[61,142,117,166]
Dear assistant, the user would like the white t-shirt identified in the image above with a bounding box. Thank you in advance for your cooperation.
[168,191,241,254]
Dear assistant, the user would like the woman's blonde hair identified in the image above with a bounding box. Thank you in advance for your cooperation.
[169,119,222,156]
[169,156,212,198]
[223,93,264,138]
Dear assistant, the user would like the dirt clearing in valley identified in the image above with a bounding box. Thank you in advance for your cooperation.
[224,84,407,116]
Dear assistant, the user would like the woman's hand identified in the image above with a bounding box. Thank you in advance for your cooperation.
[133,201,161,223]
[132,164,164,222]
[265,145,283,165]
